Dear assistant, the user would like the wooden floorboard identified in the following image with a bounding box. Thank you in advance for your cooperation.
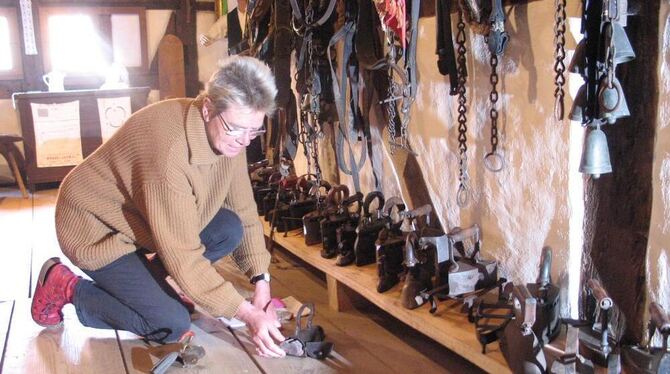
[2,299,128,373]
[116,312,262,374]
[0,301,14,370]
[216,255,475,373]
[0,189,33,301]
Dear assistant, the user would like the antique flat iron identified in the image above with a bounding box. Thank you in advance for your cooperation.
[578,279,621,372]
[526,246,561,344]
[621,302,670,373]
[499,284,547,374]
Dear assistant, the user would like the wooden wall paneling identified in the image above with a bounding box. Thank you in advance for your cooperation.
[0,193,33,301]
[175,0,198,97]
[581,0,659,345]
[18,0,45,92]
[116,314,262,374]
[2,299,127,373]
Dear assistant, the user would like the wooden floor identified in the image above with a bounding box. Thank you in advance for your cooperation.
[0,187,484,373]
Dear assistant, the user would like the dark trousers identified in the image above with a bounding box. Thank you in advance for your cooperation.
[72,208,243,343]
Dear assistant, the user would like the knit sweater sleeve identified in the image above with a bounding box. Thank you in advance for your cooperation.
[140,182,246,319]
[224,154,271,278]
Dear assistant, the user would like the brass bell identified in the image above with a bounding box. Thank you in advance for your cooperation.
[568,39,587,76]
[579,125,612,179]
[569,84,587,123]
[598,75,630,124]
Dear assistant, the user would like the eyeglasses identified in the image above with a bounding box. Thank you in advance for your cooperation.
[217,113,266,140]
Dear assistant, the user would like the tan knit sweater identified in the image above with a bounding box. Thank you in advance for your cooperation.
[55,96,270,319]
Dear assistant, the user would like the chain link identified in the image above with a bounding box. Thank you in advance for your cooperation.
[553,0,567,121]
[456,10,470,207]
[489,55,499,153]
[384,30,398,154]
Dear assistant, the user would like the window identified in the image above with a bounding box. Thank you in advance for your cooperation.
[39,7,147,82]
[0,7,24,80]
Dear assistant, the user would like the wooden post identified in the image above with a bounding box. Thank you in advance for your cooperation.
[581,0,659,344]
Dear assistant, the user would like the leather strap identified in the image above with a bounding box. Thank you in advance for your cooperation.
[436,0,458,95]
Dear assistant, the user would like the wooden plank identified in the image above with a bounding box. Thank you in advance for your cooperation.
[327,274,353,312]
[0,300,14,368]
[262,221,510,374]
[117,312,262,374]
[0,189,34,301]
[215,257,461,373]
[157,34,186,100]
[2,299,127,373]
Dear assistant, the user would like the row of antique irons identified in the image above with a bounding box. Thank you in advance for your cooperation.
[249,161,670,373]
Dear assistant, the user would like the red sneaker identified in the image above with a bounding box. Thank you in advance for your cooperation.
[31,257,80,328]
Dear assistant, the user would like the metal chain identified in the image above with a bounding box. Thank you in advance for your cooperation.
[553,0,567,121]
[489,55,499,153]
[384,30,398,154]
[456,10,470,207]
[484,54,504,172]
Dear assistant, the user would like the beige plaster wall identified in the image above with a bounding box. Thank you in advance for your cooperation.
[647,1,670,321]
[336,2,577,314]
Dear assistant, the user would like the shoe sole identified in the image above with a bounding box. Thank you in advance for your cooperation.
[32,257,64,329]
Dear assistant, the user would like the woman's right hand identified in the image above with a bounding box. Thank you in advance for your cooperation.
[235,301,286,358]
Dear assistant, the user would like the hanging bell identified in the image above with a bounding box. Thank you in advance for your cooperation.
[598,76,630,124]
[569,84,587,123]
[579,125,612,179]
[568,39,587,76]
[611,21,635,64]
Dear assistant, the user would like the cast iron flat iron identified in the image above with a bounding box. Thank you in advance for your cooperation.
[499,284,547,374]
[279,303,333,359]
[469,280,514,354]
[550,322,594,374]
[449,224,498,291]
[578,279,621,372]
[621,302,670,373]
[526,246,561,344]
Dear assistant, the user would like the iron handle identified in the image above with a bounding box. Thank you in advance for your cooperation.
[537,246,553,287]
[649,302,670,333]
[448,224,480,243]
[587,279,613,310]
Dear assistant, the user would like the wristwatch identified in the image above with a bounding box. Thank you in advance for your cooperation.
[250,272,271,285]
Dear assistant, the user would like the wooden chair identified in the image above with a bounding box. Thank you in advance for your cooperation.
[0,134,28,198]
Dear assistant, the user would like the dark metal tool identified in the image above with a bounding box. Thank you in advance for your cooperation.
[500,284,547,374]
[578,279,620,373]
[449,224,498,291]
[526,246,560,344]
[621,302,670,373]
[151,331,206,374]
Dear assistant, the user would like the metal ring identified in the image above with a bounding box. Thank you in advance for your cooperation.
[457,185,470,208]
[484,152,504,172]
[598,77,622,113]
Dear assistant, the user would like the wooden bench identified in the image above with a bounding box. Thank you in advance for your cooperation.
[262,221,513,373]
[0,134,28,198]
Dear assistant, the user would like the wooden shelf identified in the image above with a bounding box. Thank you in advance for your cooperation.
[263,221,511,373]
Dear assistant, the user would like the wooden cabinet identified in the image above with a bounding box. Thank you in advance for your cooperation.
[14,87,150,190]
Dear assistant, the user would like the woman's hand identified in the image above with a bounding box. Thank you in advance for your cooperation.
[235,300,286,358]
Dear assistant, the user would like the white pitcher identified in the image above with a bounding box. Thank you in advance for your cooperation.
[43,71,65,92]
